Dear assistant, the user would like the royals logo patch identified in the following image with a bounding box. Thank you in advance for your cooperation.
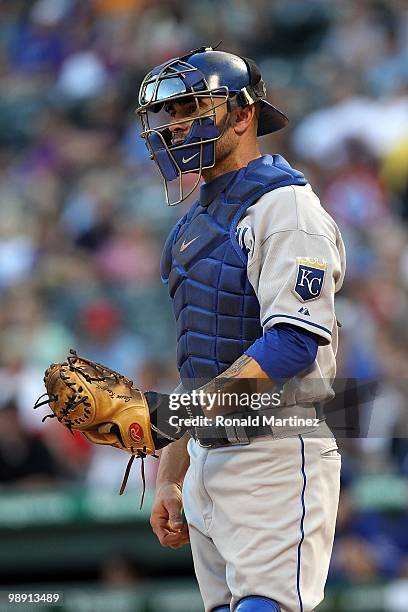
[293,257,327,302]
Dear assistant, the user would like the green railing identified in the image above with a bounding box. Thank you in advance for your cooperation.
[0,582,407,612]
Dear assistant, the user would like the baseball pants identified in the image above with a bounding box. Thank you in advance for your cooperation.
[182,421,341,612]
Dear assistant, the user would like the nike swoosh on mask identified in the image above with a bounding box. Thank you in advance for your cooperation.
[182,152,199,164]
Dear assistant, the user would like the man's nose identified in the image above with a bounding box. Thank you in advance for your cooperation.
[169,117,191,133]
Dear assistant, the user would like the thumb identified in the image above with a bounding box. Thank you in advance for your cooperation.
[167,499,183,531]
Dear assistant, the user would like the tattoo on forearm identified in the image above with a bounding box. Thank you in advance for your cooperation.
[222,354,253,378]
[196,354,255,415]
[199,354,252,395]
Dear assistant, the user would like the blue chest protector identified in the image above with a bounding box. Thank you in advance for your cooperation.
[160,155,306,390]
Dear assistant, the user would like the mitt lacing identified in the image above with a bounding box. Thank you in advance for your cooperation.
[120,446,159,509]
[59,371,91,423]
[67,349,134,389]
[33,393,60,423]
[34,367,92,429]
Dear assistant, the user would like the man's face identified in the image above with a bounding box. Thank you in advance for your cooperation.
[164,96,225,143]
[163,96,237,166]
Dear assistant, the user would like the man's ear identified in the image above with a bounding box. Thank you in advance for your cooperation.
[231,104,256,135]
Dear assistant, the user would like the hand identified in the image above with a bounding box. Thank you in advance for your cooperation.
[150,482,190,549]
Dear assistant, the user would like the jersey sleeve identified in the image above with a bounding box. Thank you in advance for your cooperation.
[245,324,318,379]
[238,184,346,346]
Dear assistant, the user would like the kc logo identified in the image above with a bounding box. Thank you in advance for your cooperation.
[294,257,327,302]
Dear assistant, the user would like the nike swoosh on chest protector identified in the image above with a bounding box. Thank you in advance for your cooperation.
[180,236,200,252]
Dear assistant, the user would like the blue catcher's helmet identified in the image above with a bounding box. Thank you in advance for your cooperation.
[136,46,288,205]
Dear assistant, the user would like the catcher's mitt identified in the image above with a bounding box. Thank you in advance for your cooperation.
[34,350,176,504]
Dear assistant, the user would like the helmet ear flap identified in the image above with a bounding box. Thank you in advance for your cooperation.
[232,53,288,136]
[227,54,267,113]
[227,86,260,111]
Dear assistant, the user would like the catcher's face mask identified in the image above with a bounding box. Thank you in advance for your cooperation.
[136,57,229,206]
[136,46,289,206]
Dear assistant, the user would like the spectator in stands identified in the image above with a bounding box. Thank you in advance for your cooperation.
[0,397,62,487]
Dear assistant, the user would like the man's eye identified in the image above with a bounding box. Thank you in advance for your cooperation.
[165,104,197,119]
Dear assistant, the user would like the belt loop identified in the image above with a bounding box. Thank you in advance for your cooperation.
[225,424,250,446]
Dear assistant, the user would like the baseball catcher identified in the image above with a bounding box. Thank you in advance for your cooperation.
[36,44,346,612]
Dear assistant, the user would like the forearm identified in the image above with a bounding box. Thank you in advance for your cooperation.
[147,355,272,440]
[156,432,190,488]
[202,353,269,388]
[197,353,272,416]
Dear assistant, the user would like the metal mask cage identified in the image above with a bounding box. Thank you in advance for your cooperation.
[136,58,231,206]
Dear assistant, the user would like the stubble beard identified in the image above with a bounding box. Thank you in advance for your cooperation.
[201,116,238,182]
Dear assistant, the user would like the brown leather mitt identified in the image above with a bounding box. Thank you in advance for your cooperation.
[34,349,175,502]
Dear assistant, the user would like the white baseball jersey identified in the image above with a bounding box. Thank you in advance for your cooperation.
[236,182,346,405]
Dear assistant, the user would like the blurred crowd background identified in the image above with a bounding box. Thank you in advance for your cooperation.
[1,0,408,603]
